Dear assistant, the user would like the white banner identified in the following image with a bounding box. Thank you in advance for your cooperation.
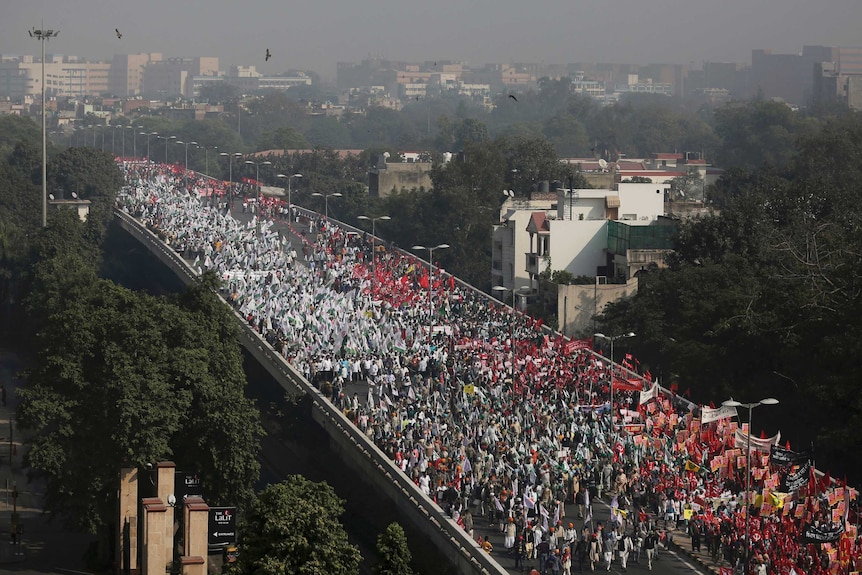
[701,404,739,424]
[734,429,782,452]
[638,382,659,405]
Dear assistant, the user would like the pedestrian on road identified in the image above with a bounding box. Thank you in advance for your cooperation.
[618,531,633,572]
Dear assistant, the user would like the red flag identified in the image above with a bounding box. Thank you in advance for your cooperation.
[670,382,679,394]
[683,388,692,398]
[419,274,429,289]
[709,401,716,409]
[759,429,767,439]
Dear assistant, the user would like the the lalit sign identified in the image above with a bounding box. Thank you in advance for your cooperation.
[208,507,237,547]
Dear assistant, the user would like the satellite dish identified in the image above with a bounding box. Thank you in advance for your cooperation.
[48,194,54,200]
[71,191,78,199]
[598,159,608,170]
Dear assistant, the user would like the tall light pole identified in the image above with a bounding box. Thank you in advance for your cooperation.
[157,135,176,164]
[132,126,142,159]
[276,173,302,209]
[220,152,242,198]
[721,397,779,572]
[244,160,271,195]
[357,215,391,280]
[412,243,450,343]
[143,131,157,162]
[204,146,218,175]
[175,140,198,172]
[594,331,636,427]
[30,26,58,227]
[311,191,342,219]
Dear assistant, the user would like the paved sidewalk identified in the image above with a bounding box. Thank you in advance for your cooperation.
[665,522,730,575]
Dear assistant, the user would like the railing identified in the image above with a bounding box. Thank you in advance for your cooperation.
[113,206,509,575]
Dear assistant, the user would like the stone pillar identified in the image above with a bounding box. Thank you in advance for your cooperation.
[141,497,167,575]
[183,496,209,560]
[117,467,138,575]
[156,461,176,568]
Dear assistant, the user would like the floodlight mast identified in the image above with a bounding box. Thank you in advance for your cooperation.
[30,26,60,227]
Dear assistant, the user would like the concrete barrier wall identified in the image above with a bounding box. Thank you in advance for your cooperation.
[113,208,509,575]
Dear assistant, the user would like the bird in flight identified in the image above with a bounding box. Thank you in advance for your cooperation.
[115,28,122,39]
[508,94,518,102]
[265,48,271,62]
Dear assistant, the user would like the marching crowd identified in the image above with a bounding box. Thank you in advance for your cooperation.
[119,162,862,575]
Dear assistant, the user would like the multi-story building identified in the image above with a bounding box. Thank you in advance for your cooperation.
[0,54,111,100]
[110,53,161,96]
[141,57,219,98]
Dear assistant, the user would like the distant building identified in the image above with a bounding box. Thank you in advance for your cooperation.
[368,154,432,198]
[110,53,162,96]
[141,57,219,98]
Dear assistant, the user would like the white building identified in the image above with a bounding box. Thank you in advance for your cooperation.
[491,182,669,295]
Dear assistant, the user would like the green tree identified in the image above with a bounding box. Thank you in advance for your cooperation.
[375,523,414,575]
[18,218,263,565]
[231,476,361,575]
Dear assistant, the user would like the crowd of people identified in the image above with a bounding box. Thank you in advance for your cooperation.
[118,161,862,575]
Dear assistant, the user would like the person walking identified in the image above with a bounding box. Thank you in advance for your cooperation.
[644,529,659,571]
[603,529,616,571]
[618,531,633,572]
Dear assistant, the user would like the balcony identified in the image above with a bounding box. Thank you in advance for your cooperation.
[525,253,540,276]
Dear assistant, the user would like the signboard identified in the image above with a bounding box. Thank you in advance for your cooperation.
[175,471,204,501]
[209,507,237,547]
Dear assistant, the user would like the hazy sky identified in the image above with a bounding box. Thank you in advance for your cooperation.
[4,0,861,81]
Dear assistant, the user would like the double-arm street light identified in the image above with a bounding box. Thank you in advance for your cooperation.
[276,173,302,209]
[203,146,218,175]
[412,243,450,343]
[29,25,59,227]
[142,131,158,163]
[721,397,779,571]
[244,160,272,195]
[219,152,242,198]
[594,331,636,427]
[175,140,198,172]
[157,135,176,164]
[357,215,391,280]
[311,191,342,219]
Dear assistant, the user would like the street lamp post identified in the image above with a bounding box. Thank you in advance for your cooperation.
[29,26,59,227]
[311,191,342,219]
[721,397,779,572]
[244,160,272,196]
[204,146,218,175]
[276,173,302,210]
[143,131,157,163]
[175,140,198,173]
[593,332,636,428]
[357,215,391,280]
[219,152,242,199]
[412,244,450,343]
[157,135,176,164]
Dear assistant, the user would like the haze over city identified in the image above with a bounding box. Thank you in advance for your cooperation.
[3,0,861,80]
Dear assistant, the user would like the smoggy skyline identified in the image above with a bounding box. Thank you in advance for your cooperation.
[3,0,861,81]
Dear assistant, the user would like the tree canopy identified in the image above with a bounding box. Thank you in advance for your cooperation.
[597,111,862,482]
[229,476,361,575]
[18,211,263,558]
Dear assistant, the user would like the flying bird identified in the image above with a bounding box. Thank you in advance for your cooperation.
[265,48,271,62]
[508,94,518,102]
[115,28,122,39]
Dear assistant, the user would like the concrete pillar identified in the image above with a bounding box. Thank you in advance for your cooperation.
[141,497,167,575]
[117,467,138,575]
[183,496,209,559]
[156,462,176,567]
